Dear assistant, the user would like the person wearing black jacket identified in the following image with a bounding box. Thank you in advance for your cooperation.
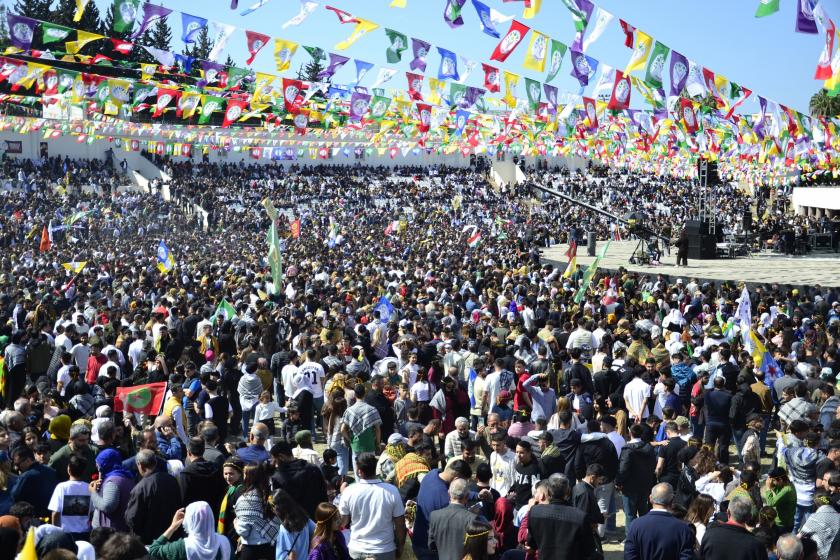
[269,441,327,519]
[717,348,741,392]
[729,377,762,457]
[567,348,595,395]
[704,376,733,464]
[366,374,396,437]
[573,463,605,527]
[125,449,182,545]
[543,411,581,481]
[527,475,598,560]
[178,438,227,521]
[574,421,618,484]
[616,423,657,531]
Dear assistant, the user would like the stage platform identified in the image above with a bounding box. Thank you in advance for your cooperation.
[542,240,840,288]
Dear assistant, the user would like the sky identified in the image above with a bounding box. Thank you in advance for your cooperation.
[78,0,838,115]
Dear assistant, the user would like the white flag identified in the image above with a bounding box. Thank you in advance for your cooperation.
[143,46,175,67]
[457,57,477,84]
[208,22,236,61]
[582,8,613,52]
[283,1,319,29]
[372,68,398,87]
[240,0,273,16]
[684,60,707,98]
[593,64,615,97]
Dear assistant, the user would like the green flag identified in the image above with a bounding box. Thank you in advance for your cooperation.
[449,83,467,108]
[370,95,392,120]
[41,22,72,44]
[198,95,224,124]
[213,299,237,325]
[755,0,779,17]
[643,41,670,90]
[545,40,568,83]
[113,0,142,33]
[574,240,611,304]
[227,67,249,89]
[560,0,588,31]
[524,78,541,112]
[384,29,408,64]
[303,45,326,62]
[132,83,155,107]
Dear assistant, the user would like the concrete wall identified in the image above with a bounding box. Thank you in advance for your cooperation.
[792,187,840,218]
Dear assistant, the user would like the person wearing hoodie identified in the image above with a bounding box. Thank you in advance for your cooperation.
[616,423,657,531]
[178,437,227,522]
[543,410,581,481]
[237,362,263,437]
[669,352,696,412]
[268,441,327,519]
[783,431,825,532]
[574,420,618,540]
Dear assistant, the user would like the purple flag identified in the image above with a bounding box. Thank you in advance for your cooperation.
[349,91,371,121]
[318,53,349,80]
[464,86,484,108]
[544,84,558,113]
[443,0,467,28]
[198,60,225,87]
[754,96,768,139]
[569,49,596,87]
[570,0,594,50]
[410,38,431,72]
[669,50,689,97]
[132,3,173,40]
[796,0,818,34]
[230,0,238,8]
[7,14,36,51]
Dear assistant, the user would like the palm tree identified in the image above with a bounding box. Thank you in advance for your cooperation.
[809,89,840,117]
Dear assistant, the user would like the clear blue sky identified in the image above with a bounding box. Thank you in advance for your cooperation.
[86,0,834,115]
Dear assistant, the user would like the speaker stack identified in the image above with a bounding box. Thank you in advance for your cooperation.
[684,220,719,260]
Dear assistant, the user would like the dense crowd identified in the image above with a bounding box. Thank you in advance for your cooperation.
[0,153,838,560]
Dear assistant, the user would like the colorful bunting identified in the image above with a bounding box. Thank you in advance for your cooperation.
[522,30,549,72]
[545,40,568,83]
[410,38,431,71]
[755,0,780,18]
[335,18,379,50]
[273,39,298,72]
[482,63,500,92]
[607,70,631,110]
[385,29,408,63]
[131,3,173,40]
[283,1,318,28]
[490,20,530,62]
[444,0,467,28]
[181,13,207,45]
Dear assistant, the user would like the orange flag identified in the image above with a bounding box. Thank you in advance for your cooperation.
[290,219,301,238]
[39,225,51,252]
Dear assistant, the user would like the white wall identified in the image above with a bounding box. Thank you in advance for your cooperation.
[792,187,840,217]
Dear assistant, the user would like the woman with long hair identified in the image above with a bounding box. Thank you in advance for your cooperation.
[308,502,349,560]
[148,501,231,560]
[273,489,314,560]
[462,519,497,560]
[685,493,716,546]
[234,464,280,559]
[547,396,584,431]
[322,391,349,476]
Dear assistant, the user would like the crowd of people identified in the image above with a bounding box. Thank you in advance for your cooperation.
[0,152,837,560]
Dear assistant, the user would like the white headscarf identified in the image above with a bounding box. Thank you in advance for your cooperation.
[292,372,313,399]
[184,501,231,560]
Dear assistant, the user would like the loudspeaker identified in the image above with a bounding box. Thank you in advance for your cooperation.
[684,219,718,260]
[743,212,753,232]
[697,159,721,185]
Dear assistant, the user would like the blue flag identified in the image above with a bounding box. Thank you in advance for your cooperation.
[454,109,470,137]
[156,240,175,273]
[180,13,207,45]
[467,367,477,407]
[354,59,374,85]
[374,296,394,322]
[471,0,500,38]
[174,53,195,74]
[437,47,460,81]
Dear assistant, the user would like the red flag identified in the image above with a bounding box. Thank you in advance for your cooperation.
[152,88,179,118]
[416,103,432,133]
[565,240,577,259]
[619,19,635,48]
[680,98,698,133]
[90,54,113,65]
[325,5,359,24]
[582,97,598,129]
[114,382,167,415]
[39,225,50,252]
[816,18,836,79]
[482,63,500,93]
[293,110,309,134]
[282,78,305,113]
[407,72,424,101]
[607,70,631,111]
[701,68,724,107]
[222,98,248,127]
[245,30,270,65]
[490,20,530,62]
[180,144,191,157]
[110,38,133,55]
[290,219,301,238]
[250,147,262,159]
[724,86,752,120]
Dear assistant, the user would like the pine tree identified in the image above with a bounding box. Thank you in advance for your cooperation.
[224,55,235,68]
[13,0,52,20]
[181,26,214,77]
[148,15,172,51]
[300,59,325,83]
[0,5,10,52]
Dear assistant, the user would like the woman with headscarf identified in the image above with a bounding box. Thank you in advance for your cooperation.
[217,457,246,550]
[291,371,314,432]
[90,448,134,532]
[149,501,231,560]
[48,415,71,453]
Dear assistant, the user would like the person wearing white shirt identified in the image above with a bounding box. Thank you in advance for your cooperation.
[56,354,73,396]
[601,416,625,458]
[101,344,126,368]
[488,433,516,496]
[70,339,90,371]
[127,333,146,370]
[280,357,299,404]
[54,327,73,353]
[48,454,92,536]
[623,370,651,423]
[566,318,596,352]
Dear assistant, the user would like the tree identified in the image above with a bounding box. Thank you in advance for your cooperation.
[148,15,172,51]
[809,89,840,117]
[0,5,11,52]
[13,0,52,20]
[298,59,325,83]
[181,26,214,77]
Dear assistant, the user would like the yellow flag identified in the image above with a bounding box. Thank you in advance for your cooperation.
[503,70,519,108]
[523,0,542,19]
[335,19,379,50]
[522,30,548,72]
[140,63,157,81]
[252,72,276,104]
[65,30,104,55]
[427,78,443,105]
[273,38,299,73]
[62,261,87,273]
[179,91,201,119]
[19,528,36,560]
[74,0,90,22]
[390,0,407,6]
[625,30,652,73]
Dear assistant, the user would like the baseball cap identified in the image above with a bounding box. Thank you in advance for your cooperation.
[387,433,408,446]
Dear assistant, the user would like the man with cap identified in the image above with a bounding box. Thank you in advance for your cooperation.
[292,430,321,466]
